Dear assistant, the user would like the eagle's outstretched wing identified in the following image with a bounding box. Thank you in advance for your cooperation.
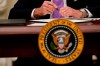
[64,33,71,46]
[52,34,58,46]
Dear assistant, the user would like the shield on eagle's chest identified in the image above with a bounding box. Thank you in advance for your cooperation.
[58,41,64,49]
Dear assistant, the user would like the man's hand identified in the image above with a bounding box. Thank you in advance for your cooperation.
[34,1,57,18]
[59,6,87,18]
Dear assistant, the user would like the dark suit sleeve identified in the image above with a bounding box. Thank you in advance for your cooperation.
[67,0,100,18]
[87,5,100,18]
[8,0,44,20]
[83,0,100,18]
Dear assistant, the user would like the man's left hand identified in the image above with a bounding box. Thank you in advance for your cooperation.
[59,6,83,18]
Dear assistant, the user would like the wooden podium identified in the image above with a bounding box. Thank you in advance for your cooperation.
[0,19,100,65]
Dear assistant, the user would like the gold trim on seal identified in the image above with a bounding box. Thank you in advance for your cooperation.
[38,19,84,64]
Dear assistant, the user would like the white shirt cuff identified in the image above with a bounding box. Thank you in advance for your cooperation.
[31,9,36,19]
[84,8,93,17]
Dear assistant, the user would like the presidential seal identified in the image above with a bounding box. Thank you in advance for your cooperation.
[38,19,84,64]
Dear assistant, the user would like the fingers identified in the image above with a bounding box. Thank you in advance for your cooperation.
[60,6,73,17]
[60,6,83,18]
[45,1,57,8]
[41,1,57,15]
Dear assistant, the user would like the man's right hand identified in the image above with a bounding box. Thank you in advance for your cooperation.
[33,1,57,18]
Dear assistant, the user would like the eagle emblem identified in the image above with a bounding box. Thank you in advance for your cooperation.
[51,30,72,54]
